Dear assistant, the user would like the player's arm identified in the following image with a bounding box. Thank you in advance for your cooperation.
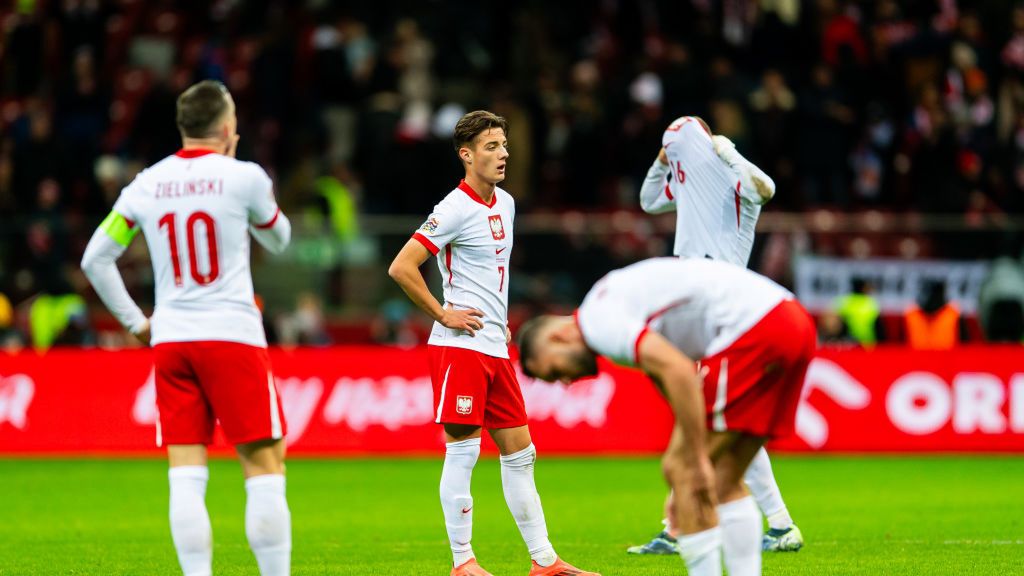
[712,135,775,204]
[636,330,709,467]
[387,240,484,335]
[80,211,150,344]
[639,149,676,214]
[250,210,291,254]
[247,165,291,254]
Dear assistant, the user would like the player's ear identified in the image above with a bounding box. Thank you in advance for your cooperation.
[460,147,472,164]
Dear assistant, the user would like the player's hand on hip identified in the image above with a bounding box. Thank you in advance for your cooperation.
[441,303,485,336]
[132,318,152,346]
[505,324,512,344]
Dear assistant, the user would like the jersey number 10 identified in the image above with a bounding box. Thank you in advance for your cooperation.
[158,211,220,287]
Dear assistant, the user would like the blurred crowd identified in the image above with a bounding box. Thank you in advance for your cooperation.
[2,0,1024,348]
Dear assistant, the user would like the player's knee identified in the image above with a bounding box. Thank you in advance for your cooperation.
[237,439,286,477]
[499,442,536,469]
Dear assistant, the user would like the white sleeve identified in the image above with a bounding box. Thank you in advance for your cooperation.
[410,196,466,256]
[577,285,647,367]
[250,211,291,255]
[247,164,281,225]
[246,163,291,254]
[80,228,148,334]
[712,135,775,205]
[639,160,675,214]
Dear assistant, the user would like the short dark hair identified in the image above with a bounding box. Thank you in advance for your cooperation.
[453,110,507,153]
[176,80,231,138]
[515,315,553,379]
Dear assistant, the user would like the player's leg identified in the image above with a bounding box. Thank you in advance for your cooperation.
[155,343,216,576]
[663,427,722,576]
[710,432,765,576]
[487,358,599,576]
[196,342,290,576]
[489,425,551,562]
[236,439,290,576]
[442,423,486,575]
[167,445,213,576]
[744,448,803,551]
[430,346,492,575]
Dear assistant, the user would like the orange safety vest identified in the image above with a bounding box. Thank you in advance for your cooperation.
[904,304,960,350]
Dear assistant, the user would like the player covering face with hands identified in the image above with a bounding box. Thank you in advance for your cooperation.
[518,258,817,576]
[81,80,292,576]
[388,110,599,576]
[635,115,803,556]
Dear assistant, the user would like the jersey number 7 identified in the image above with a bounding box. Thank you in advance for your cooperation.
[158,211,220,287]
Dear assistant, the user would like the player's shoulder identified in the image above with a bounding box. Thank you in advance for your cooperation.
[437,186,471,210]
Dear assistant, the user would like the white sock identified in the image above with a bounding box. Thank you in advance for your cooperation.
[677,526,723,576]
[245,474,291,576]
[743,447,793,530]
[718,496,762,576]
[441,438,480,566]
[168,466,212,576]
[500,444,557,567]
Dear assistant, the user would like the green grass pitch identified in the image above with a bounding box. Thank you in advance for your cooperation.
[1,455,1022,575]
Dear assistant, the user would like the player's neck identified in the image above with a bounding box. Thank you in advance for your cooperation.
[463,174,496,203]
[180,138,225,154]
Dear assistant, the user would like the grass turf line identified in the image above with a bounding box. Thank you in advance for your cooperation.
[1,456,1022,575]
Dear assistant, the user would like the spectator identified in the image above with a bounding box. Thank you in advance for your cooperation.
[977,242,1024,342]
[903,279,970,350]
[836,277,885,346]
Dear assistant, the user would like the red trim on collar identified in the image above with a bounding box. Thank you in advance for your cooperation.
[175,148,219,158]
[458,179,497,208]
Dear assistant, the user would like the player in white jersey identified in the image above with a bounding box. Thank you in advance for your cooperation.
[640,115,775,264]
[388,111,599,576]
[80,80,292,576]
[517,258,817,576]
[634,116,804,555]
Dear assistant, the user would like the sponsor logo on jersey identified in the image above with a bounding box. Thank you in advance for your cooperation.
[419,217,440,234]
[456,395,474,415]
[488,215,505,240]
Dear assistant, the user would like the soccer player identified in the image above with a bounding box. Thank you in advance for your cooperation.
[388,110,599,576]
[517,258,817,576]
[80,80,292,576]
[633,115,803,554]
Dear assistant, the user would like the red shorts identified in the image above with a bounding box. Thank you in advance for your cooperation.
[428,345,528,429]
[154,341,287,446]
[699,300,816,439]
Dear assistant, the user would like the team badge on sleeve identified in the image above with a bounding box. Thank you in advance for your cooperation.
[419,217,440,234]
[456,395,474,415]
[488,215,505,240]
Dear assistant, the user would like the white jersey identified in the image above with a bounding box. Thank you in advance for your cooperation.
[640,116,770,266]
[111,149,281,346]
[412,180,514,358]
[576,258,792,365]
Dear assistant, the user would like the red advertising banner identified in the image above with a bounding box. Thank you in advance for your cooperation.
[0,346,1022,454]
